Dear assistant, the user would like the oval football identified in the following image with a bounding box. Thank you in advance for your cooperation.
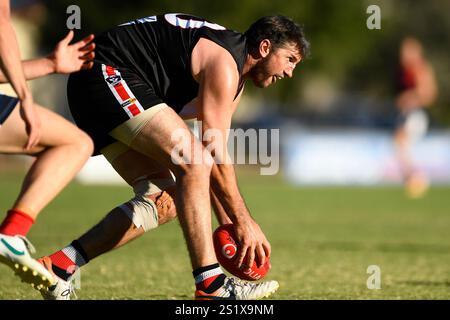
[213,224,270,281]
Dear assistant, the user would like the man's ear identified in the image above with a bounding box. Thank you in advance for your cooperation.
[259,39,272,58]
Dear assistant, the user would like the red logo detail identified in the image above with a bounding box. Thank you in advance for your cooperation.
[221,244,237,259]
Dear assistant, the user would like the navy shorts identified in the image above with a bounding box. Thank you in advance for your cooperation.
[67,63,164,155]
[0,93,19,126]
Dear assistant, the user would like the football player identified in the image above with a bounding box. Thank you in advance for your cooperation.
[38,13,309,300]
[394,37,438,198]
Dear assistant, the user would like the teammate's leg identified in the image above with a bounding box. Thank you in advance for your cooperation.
[0,103,93,287]
[0,104,93,217]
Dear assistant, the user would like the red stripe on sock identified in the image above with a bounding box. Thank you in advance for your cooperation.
[0,210,35,236]
[49,250,76,272]
[196,274,220,291]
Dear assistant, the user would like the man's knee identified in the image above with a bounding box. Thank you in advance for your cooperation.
[74,130,94,158]
[174,147,214,179]
[118,177,177,231]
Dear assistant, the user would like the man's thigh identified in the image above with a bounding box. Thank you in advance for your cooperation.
[110,106,204,176]
[103,142,173,186]
[0,103,84,154]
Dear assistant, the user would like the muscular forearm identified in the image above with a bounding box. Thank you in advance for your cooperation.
[0,57,55,83]
[210,162,249,224]
[210,188,232,225]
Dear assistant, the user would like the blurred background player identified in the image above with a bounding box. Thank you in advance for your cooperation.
[0,0,95,289]
[394,37,438,198]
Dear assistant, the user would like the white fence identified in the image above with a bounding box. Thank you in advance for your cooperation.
[283,129,450,185]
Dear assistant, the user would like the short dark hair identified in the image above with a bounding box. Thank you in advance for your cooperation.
[244,16,310,59]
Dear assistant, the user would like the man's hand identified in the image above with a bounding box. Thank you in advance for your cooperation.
[49,31,95,74]
[19,96,41,150]
[233,217,271,271]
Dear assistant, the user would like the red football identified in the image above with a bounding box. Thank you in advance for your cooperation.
[213,223,270,281]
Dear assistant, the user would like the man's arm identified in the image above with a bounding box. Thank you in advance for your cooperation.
[0,57,54,83]
[0,31,95,83]
[210,190,232,225]
[180,97,234,226]
[209,88,243,226]
[0,0,39,149]
[195,41,270,270]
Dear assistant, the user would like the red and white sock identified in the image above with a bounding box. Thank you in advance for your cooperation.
[0,209,35,236]
[49,241,88,281]
[193,263,226,293]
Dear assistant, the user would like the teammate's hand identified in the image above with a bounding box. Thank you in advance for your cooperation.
[233,217,271,271]
[50,31,95,74]
[19,97,41,150]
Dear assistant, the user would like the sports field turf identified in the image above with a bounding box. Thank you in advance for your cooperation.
[1,169,450,299]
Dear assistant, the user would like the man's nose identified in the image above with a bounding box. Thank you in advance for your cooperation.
[284,69,293,78]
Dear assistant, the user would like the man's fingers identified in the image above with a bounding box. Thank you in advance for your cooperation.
[79,43,95,53]
[263,241,271,259]
[80,52,95,60]
[80,61,94,70]
[24,136,32,150]
[255,244,266,267]
[83,34,95,42]
[245,245,256,271]
[24,131,39,150]
[31,136,39,149]
[75,34,95,48]
[236,245,248,268]
[61,30,74,45]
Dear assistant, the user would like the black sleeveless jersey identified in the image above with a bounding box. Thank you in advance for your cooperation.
[93,13,247,112]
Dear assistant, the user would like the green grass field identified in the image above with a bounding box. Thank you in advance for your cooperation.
[1,169,450,299]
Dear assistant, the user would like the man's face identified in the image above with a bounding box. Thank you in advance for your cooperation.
[250,42,302,88]
[401,38,423,68]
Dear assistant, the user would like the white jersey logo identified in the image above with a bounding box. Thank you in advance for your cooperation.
[120,15,157,26]
[164,13,226,30]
